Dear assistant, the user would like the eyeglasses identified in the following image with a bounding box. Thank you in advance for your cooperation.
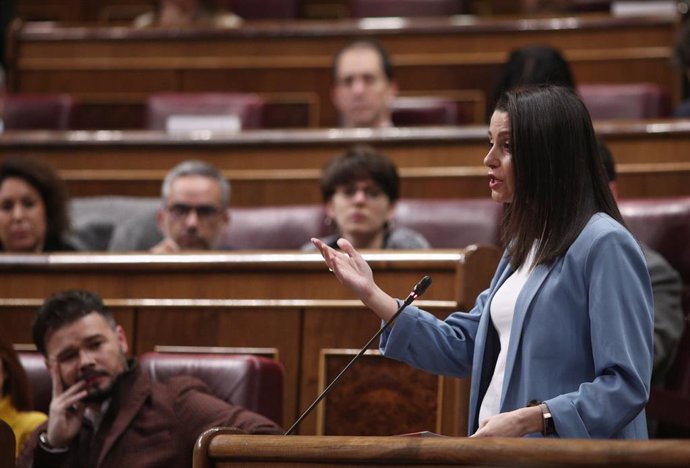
[335,183,385,199]
[166,203,222,221]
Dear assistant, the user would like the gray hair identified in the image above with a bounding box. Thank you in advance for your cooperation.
[161,160,230,207]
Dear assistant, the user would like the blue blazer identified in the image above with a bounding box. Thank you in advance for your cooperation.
[381,214,654,438]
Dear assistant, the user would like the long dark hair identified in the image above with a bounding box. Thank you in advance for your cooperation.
[0,156,70,251]
[0,332,33,411]
[488,45,575,122]
[496,86,623,269]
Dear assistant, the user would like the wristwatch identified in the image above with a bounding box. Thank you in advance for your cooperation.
[539,403,556,436]
[38,431,68,451]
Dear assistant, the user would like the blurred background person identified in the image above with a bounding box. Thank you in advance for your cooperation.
[673,19,690,117]
[598,141,685,387]
[303,145,429,250]
[332,40,398,128]
[0,156,77,252]
[133,0,242,28]
[0,332,47,456]
[488,45,575,121]
[108,160,231,252]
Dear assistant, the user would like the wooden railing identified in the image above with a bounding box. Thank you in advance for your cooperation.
[192,433,690,468]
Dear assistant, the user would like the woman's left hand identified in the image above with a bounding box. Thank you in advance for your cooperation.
[471,406,543,438]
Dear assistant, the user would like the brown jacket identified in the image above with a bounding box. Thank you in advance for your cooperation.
[17,362,282,468]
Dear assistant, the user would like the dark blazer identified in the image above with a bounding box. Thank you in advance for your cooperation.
[18,362,282,468]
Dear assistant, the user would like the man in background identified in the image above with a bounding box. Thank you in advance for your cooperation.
[108,160,230,252]
[331,39,398,128]
[17,289,281,468]
[600,141,685,385]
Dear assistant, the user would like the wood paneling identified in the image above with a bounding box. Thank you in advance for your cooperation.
[2,120,690,204]
[0,248,499,304]
[0,301,467,434]
[6,15,679,128]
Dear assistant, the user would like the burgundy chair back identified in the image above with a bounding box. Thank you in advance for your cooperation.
[350,0,464,17]
[222,204,330,249]
[17,351,52,414]
[391,97,459,127]
[3,94,74,130]
[145,93,265,131]
[219,199,503,250]
[18,351,284,425]
[396,198,503,248]
[224,0,298,19]
[139,352,283,425]
[578,83,671,120]
[620,197,690,295]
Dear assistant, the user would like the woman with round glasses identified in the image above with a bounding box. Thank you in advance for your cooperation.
[303,145,429,250]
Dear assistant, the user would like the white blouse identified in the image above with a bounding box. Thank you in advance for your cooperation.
[477,247,537,426]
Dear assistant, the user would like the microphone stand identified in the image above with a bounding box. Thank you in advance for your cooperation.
[284,276,432,436]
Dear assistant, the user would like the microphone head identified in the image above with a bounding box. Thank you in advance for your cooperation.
[413,275,432,298]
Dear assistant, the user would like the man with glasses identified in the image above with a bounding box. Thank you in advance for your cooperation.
[152,160,230,253]
[107,160,230,252]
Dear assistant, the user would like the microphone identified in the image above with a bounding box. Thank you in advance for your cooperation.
[284,275,432,435]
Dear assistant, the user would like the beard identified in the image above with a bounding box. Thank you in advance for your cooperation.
[71,356,129,404]
[80,371,117,403]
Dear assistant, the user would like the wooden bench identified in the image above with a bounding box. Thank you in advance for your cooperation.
[6,14,678,128]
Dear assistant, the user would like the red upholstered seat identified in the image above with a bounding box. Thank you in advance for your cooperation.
[2,94,74,130]
[18,351,284,426]
[577,84,671,120]
[350,0,464,17]
[224,0,298,19]
[395,198,503,248]
[140,352,283,425]
[391,97,459,127]
[17,351,52,414]
[219,199,503,250]
[145,93,265,132]
[223,204,330,249]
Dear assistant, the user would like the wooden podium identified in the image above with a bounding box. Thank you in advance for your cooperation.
[193,431,690,468]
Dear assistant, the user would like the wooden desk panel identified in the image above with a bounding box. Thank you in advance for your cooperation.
[0,300,468,434]
[7,15,678,128]
[3,121,690,203]
[0,248,500,305]
[0,299,136,353]
[298,304,467,436]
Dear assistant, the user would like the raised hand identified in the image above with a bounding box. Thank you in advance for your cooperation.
[45,360,88,448]
[311,237,398,321]
[150,237,180,253]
